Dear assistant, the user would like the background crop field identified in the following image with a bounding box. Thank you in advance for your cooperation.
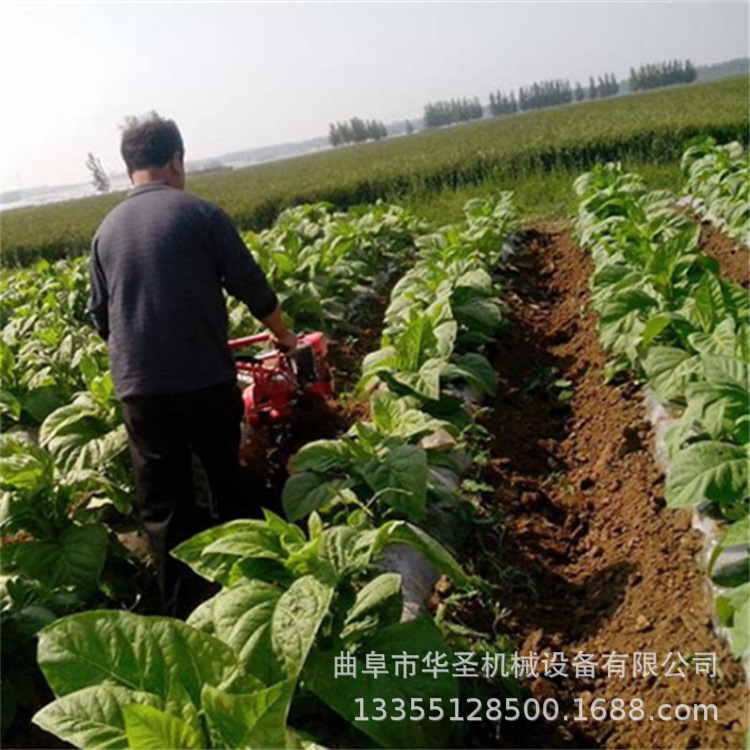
[1,76,747,267]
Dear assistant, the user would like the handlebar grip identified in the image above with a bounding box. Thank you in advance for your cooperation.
[277,332,299,354]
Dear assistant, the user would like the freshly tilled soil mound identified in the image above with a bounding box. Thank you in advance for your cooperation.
[484,227,748,749]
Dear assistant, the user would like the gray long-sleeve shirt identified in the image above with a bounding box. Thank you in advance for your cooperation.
[88,182,278,398]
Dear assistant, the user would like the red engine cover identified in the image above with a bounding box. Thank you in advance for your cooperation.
[234,331,333,425]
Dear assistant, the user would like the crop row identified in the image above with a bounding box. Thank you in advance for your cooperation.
[0,200,429,738]
[2,197,521,748]
[1,76,747,267]
[574,163,749,660]
[680,136,749,245]
[29,195,520,749]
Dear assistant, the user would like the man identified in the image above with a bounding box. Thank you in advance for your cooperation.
[88,113,295,606]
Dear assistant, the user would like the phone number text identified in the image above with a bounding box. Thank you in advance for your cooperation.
[354,697,719,723]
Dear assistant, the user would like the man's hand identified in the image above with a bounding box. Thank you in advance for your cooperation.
[272,329,298,354]
[260,304,297,353]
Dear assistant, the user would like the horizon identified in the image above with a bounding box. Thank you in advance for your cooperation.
[1,1,747,191]
[1,58,744,200]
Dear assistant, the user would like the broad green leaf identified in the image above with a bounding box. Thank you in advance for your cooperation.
[715,583,750,657]
[688,317,741,358]
[378,359,447,401]
[263,509,307,547]
[397,314,438,371]
[599,288,659,325]
[451,285,501,339]
[370,393,457,440]
[40,402,126,474]
[32,686,162,750]
[204,527,284,560]
[0,575,75,640]
[361,347,398,383]
[704,356,749,390]
[234,557,295,588]
[431,319,458,360]
[358,444,428,518]
[307,511,323,543]
[37,611,243,706]
[320,526,369,578]
[341,573,402,642]
[12,523,107,596]
[163,683,202,738]
[682,361,749,442]
[640,312,674,349]
[665,441,749,511]
[442,353,497,395]
[0,432,53,491]
[79,354,100,384]
[692,272,728,333]
[272,576,334,678]
[202,680,295,750]
[642,346,700,402]
[122,704,205,750]
[282,472,349,522]
[22,387,67,424]
[683,385,745,443]
[289,439,354,473]
[188,581,281,686]
[171,520,270,585]
[0,389,22,421]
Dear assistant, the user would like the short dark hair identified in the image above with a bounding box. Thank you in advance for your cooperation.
[120,112,184,174]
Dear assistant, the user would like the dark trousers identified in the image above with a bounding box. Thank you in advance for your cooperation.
[121,380,246,607]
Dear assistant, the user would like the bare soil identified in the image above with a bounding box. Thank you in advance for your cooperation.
[483,227,748,749]
[696,219,749,289]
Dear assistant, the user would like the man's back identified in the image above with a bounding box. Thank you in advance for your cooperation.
[88,113,293,614]
[89,182,277,398]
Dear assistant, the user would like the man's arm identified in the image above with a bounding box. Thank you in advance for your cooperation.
[87,240,109,341]
[258,304,298,352]
[210,207,296,349]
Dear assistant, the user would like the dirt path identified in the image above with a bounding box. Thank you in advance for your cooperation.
[484,227,748,749]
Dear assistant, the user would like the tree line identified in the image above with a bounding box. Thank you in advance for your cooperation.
[489,91,518,116]
[327,58,699,139]
[629,59,697,91]
[441,59,697,126]
[490,73,619,116]
[586,73,620,99]
[451,72,623,123]
[329,117,388,147]
[423,98,484,127]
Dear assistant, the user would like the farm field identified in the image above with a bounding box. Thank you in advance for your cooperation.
[1,76,748,267]
[1,93,750,750]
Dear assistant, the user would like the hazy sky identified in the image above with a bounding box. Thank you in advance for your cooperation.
[1,0,747,189]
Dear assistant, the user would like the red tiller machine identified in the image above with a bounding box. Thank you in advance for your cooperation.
[229,332,334,427]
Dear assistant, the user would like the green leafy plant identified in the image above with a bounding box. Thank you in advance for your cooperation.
[32,609,304,750]
[32,509,468,749]
[575,158,749,663]
[0,431,130,736]
[22,193,522,749]
[681,136,749,244]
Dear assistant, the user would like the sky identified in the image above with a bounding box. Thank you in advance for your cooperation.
[1,0,747,190]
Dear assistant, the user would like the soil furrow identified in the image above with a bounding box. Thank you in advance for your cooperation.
[486,227,748,749]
